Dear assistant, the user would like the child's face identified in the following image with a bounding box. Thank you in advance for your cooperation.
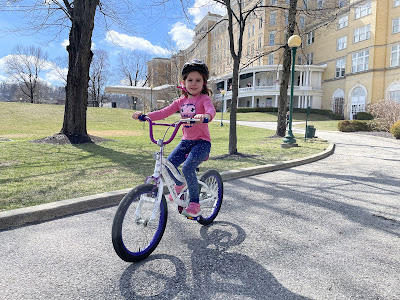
[183,71,204,97]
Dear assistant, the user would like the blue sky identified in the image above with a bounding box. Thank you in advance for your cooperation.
[0,0,225,87]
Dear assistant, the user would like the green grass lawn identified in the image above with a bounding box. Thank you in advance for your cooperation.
[0,102,331,211]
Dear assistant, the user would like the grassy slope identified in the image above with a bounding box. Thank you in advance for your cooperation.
[0,102,330,210]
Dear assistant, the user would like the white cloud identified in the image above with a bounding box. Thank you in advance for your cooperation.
[61,39,69,48]
[61,39,95,50]
[105,31,170,56]
[188,0,226,24]
[168,22,195,50]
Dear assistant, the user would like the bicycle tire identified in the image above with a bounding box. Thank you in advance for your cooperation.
[112,184,168,262]
[197,170,223,225]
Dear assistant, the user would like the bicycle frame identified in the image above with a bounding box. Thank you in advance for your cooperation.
[140,117,211,223]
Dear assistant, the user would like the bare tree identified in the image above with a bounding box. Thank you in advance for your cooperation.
[4,45,48,104]
[117,50,150,109]
[1,0,134,143]
[51,56,68,85]
[276,0,298,137]
[217,0,284,154]
[89,49,110,107]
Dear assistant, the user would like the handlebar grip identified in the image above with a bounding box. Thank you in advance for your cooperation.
[138,114,148,122]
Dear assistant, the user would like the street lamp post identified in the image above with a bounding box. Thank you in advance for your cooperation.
[282,35,302,148]
[150,85,153,112]
[220,90,226,126]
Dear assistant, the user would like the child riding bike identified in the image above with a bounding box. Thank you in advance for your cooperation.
[132,59,216,218]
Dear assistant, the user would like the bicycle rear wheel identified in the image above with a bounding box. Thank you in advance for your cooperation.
[198,170,223,225]
[112,184,168,262]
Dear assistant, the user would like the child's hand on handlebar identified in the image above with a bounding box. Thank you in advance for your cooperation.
[193,114,210,123]
[132,111,144,120]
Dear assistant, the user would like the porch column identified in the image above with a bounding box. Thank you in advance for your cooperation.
[300,71,303,86]
[224,97,227,112]
[253,72,256,89]
[252,96,255,108]
[275,95,278,107]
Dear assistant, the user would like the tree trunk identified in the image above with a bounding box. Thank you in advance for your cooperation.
[277,45,291,137]
[61,0,99,143]
[276,0,298,137]
[229,58,240,154]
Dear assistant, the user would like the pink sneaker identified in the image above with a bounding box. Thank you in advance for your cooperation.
[182,202,201,217]
[168,184,186,201]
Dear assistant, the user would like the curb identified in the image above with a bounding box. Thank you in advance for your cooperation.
[0,143,335,231]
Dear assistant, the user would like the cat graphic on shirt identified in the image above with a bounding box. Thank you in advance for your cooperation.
[180,103,196,127]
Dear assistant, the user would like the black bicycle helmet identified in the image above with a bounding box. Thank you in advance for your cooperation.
[181,59,209,79]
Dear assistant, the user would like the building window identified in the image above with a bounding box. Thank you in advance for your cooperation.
[335,58,346,78]
[306,53,314,65]
[258,36,263,48]
[318,0,324,9]
[270,0,277,4]
[353,24,371,43]
[395,0,400,7]
[303,0,308,9]
[269,32,275,45]
[307,31,314,45]
[390,90,400,102]
[337,36,347,50]
[270,12,276,26]
[393,17,400,34]
[268,53,274,65]
[352,50,369,73]
[391,44,400,67]
[298,55,303,65]
[300,16,305,28]
[338,15,348,29]
[285,11,289,26]
[259,17,263,29]
[339,0,346,7]
[355,1,371,19]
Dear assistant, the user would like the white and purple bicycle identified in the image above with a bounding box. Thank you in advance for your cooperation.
[112,116,223,262]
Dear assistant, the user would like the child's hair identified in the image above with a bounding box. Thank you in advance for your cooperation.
[181,72,213,97]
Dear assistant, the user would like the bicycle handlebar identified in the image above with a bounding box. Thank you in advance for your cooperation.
[140,116,209,145]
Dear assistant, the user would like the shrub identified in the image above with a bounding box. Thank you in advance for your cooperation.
[367,99,400,131]
[356,111,374,120]
[351,120,369,131]
[337,120,369,132]
[390,120,400,139]
[338,120,353,132]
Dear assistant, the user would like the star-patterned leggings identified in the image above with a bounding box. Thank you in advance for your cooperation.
[167,139,211,203]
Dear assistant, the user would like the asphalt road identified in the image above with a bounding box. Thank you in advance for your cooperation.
[1,128,399,300]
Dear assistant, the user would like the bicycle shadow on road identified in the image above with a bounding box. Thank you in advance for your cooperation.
[118,221,310,300]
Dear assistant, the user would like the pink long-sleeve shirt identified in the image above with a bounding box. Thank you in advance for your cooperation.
[147,94,216,142]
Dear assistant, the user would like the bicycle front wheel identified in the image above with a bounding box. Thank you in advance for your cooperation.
[112,184,168,262]
[198,170,223,225]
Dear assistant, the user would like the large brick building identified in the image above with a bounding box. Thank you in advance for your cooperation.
[148,0,400,119]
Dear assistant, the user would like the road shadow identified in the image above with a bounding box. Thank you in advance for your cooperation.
[119,221,310,299]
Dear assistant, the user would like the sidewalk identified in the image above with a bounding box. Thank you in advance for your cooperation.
[0,126,334,230]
